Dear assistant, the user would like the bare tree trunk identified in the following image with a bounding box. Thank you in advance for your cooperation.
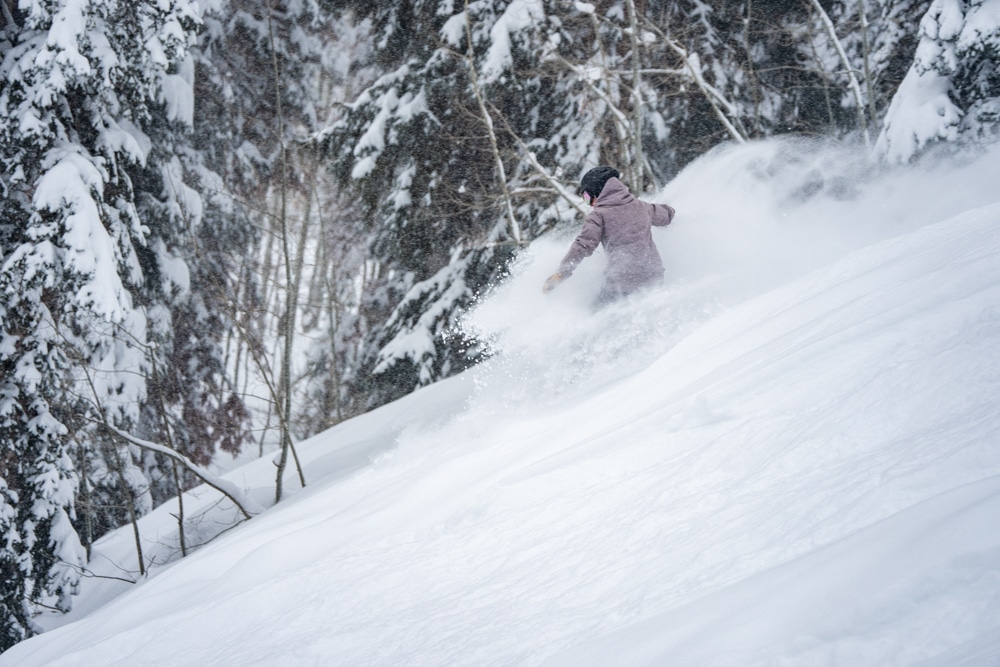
[293,186,313,301]
[150,358,187,557]
[316,188,345,427]
[857,0,877,131]
[807,0,871,145]
[223,254,247,410]
[107,440,146,577]
[743,0,763,134]
[806,32,839,131]
[76,442,94,562]
[171,461,187,558]
[78,361,147,575]
[625,0,646,191]
[258,215,277,333]
[286,171,311,494]
[268,1,299,503]
[326,298,343,426]
[259,400,272,459]
[307,200,327,318]
[463,0,522,244]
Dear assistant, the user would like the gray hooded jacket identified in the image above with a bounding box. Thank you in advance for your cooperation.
[557,177,675,295]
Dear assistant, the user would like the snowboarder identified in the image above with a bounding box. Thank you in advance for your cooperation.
[543,166,675,304]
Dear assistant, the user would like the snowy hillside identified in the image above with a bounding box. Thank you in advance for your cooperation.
[4,141,1000,666]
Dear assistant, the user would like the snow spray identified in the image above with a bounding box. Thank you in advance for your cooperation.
[460,138,1000,417]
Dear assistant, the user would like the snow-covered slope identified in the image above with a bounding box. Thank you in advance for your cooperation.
[4,142,1000,666]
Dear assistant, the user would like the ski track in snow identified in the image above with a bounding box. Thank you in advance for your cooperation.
[5,141,1000,666]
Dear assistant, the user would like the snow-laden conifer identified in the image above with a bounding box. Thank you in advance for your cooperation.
[878,0,1000,161]
[0,0,199,645]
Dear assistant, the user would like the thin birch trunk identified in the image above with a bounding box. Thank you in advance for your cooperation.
[78,363,146,575]
[171,461,187,558]
[743,0,763,134]
[150,358,187,557]
[107,441,145,577]
[76,443,93,562]
[807,0,870,146]
[857,0,877,131]
[267,1,304,503]
[625,0,646,191]
[463,0,522,244]
[316,188,345,426]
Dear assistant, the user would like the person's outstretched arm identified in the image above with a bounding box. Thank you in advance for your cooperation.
[544,213,604,292]
[650,202,675,227]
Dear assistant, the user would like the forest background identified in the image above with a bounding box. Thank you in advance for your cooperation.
[1,0,997,651]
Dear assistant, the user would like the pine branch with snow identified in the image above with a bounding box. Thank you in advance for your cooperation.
[878,0,1000,162]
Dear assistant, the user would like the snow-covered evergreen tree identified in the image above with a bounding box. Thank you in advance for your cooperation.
[877,0,1000,161]
[0,475,26,647]
[0,0,199,645]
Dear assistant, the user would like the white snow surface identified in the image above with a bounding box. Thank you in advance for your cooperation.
[6,140,1000,666]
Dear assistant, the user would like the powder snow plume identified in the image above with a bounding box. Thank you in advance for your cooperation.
[461,138,1000,416]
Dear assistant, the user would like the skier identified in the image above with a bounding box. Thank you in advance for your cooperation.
[543,166,675,304]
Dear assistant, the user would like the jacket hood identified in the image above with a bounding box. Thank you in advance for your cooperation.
[595,177,634,207]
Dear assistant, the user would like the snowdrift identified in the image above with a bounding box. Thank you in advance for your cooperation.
[4,141,1000,666]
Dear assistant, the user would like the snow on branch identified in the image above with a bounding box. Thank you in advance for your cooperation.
[486,99,585,218]
[104,423,263,520]
[642,21,748,144]
[479,0,546,84]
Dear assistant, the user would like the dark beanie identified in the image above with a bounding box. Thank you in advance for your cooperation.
[579,166,621,198]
